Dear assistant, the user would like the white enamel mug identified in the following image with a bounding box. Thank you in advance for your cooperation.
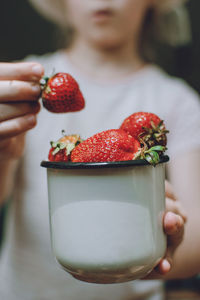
[41,156,169,284]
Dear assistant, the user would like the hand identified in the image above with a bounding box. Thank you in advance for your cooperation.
[144,181,187,279]
[0,62,44,161]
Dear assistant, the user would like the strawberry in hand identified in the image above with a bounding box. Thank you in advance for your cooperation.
[41,73,85,113]
[120,112,168,148]
[48,132,83,162]
[71,129,141,163]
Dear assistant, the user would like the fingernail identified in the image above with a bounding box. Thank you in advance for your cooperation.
[32,64,44,78]
[176,215,183,227]
[26,114,36,125]
[31,83,41,94]
[163,259,171,272]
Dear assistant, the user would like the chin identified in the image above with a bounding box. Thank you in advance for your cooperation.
[90,34,125,50]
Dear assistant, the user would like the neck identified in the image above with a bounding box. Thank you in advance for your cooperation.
[65,36,146,81]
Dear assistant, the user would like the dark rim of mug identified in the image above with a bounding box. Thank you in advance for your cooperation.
[40,155,169,170]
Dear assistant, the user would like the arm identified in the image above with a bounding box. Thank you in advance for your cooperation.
[0,160,19,205]
[0,134,26,205]
[165,148,200,278]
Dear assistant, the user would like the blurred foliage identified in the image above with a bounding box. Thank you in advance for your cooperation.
[0,0,199,93]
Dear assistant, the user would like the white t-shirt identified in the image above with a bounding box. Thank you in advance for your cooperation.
[0,51,200,300]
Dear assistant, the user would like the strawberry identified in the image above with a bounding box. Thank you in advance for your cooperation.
[41,73,85,113]
[120,112,168,147]
[48,132,83,162]
[71,129,141,163]
[48,148,69,162]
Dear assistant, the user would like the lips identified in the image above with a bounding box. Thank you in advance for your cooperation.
[92,9,113,22]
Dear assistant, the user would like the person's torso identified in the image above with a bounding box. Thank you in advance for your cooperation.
[1,50,192,300]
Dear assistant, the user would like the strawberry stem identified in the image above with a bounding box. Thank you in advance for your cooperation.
[135,144,166,166]
[62,130,66,136]
[40,77,49,89]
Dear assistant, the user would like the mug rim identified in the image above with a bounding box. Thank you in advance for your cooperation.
[40,155,169,170]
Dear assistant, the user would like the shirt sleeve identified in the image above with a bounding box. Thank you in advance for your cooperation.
[166,80,200,160]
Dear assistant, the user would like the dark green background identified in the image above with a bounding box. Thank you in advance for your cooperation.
[0,0,200,93]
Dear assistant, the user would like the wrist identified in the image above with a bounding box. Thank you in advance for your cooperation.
[0,159,20,205]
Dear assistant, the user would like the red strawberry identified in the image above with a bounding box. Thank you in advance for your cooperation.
[120,112,168,147]
[41,73,85,113]
[71,129,141,163]
[48,148,69,162]
[48,133,83,162]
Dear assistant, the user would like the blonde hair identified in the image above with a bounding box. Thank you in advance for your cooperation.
[156,0,188,12]
[28,0,188,27]
[28,0,190,56]
[28,0,67,27]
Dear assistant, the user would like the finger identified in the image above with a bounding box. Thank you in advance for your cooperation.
[164,211,185,236]
[142,258,172,279]
[0,102,40,122]
[0,62,44,82]
[0,81,41,102]
[165,199,187,223]
[0,114,37,139]
[154,258,172,275]
[165,180,176,201]
[162,213,185,272]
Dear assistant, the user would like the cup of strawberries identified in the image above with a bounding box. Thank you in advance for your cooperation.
[41,73,169,284]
